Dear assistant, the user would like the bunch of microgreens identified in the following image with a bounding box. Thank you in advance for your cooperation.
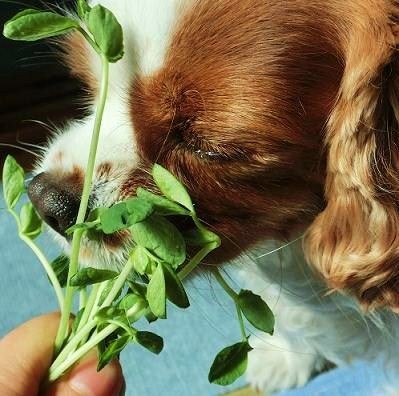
[2,0,275,388]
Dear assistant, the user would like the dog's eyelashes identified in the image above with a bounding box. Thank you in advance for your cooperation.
[193,148,226,160]
[171,120,227,161]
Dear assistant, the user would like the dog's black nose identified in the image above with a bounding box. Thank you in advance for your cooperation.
[27,173,81,236]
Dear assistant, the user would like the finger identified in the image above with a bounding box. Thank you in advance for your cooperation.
[0,313,125,396]
[47,350,124,396]
[0,312,60,396]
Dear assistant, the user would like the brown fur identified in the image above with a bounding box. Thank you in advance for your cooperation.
[61,32,98,94]
[305,0,399,309]
[64,0,399,309]
[130,0,342,260]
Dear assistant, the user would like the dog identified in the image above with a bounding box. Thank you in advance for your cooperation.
[27,0,399,393]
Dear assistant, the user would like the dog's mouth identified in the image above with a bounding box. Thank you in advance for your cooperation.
[27,169,228,270]
[47,224,133,269]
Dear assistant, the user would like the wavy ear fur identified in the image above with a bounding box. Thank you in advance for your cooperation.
[305,1,399,309]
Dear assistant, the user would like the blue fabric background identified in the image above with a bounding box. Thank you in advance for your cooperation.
[0,195,397,395]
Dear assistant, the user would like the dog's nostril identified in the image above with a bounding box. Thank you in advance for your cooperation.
[27,172,81,236]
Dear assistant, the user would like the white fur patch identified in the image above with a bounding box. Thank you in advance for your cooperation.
[40,0,195,196]
[235,240,399,393]
[89,0,193,96]
[37,0,195,267]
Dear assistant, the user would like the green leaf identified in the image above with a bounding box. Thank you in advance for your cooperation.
[136,331,164,355]
[152,164,194,212]
[96,306,125,322]
[87,5,124,62]
[3,10,79,41]
[98,335,131,371]
[146,264,166,318]
[237,290,275,335]
[125,197,153,223]
[145,311,158,324]
[130,246,151,275]
[99,202,128,234]
[66,222,90,234]
[77,0,91,20]
[50,254,69,288]
[118,293,144,311]
[96,308,133,337]
[70,267,118,287]
[97,322,118,356]
[162,262,189,309]
[128,281,147,298]
[5,9,41,24]
[99,198,152,235]
[3,155,24,209]
[130,215,186,269]
[87,207,107,222]
[183,227,221,247]
[20,202,42,239]
[136,188,189,216]
[208,341,252,386]
[66,208,105,235]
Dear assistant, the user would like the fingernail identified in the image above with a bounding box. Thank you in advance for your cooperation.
[69,357,123,396]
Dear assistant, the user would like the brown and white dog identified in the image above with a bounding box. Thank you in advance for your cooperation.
[28,0,399,393]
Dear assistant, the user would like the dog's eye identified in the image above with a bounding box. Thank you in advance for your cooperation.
[185,137,228,161]
[173,119,245,162]
[190,143,248,162]
[193,148,226,160]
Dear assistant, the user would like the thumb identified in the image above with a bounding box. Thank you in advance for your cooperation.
[0,313,124,396]
[47,350,125,396]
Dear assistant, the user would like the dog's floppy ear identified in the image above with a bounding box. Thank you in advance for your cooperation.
[304,13,399,309]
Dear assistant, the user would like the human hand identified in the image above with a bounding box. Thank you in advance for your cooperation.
[0,313,124,396]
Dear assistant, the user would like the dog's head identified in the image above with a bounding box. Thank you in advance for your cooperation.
[28,0,399,309]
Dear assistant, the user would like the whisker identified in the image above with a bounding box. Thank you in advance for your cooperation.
[16,132,45,151]
[0,143,40,157]
[38,0,69,15]
[22,119,58,134]
[15,54,59,63]
[256,235,304,259]
[0,0,35,7]
[18,62,59,68]
[16,139,45,151]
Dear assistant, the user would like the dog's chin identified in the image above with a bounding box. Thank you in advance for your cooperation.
[48,226,132,271]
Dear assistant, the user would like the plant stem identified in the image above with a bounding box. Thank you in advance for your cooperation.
[79,289,88,310]
[52,320,98,370]
[49,301,147,382]
[213,269,247,340]
[54,230,83,352]
[19,233,64,310]
[79,282,109,347]
[54,54,110,353]
[50,322,116,381]
[236,303,247,341]
[192,215,205,232]
[88,281,108,322]
[212,269,238,301]
[76,284,100,334]
[9,208,64,310]
[100,257,135,307]
[78,27,101,54]
[178,242,219,280]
